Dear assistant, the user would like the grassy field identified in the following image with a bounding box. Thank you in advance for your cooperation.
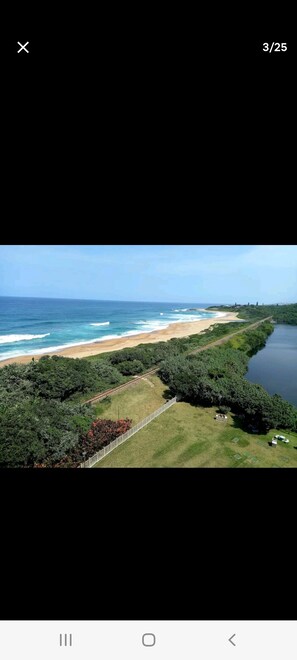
[94,391,297,468]
[92,374,168,424]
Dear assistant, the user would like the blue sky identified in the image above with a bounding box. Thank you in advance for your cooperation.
[0,245,296,303]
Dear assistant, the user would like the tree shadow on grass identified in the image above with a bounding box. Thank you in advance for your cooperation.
[229,415,247,430]
[182,399,213,409]
[229,414,267,436]
[162,388,174,401]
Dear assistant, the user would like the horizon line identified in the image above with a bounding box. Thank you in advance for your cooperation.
[0,295,295,305]
[0,294,225,305]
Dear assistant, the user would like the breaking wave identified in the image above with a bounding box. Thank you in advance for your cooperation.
[89,322,110,326]
[0,333,50,345]
[172,308,191,312]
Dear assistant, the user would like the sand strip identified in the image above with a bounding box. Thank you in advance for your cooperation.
[0,312,238,367]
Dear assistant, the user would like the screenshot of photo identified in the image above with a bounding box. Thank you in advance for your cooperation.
[1,7,295,654]
[0,245,296,469]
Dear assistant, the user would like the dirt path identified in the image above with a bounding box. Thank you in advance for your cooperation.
[141,377,155,388]
[84,317,272,404]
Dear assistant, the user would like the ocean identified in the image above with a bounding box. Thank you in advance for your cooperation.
[0,297,223,362]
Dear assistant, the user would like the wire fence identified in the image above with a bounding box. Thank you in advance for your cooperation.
[80,396,177,468]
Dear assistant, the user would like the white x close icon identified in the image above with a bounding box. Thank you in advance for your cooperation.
[17,41,29,54]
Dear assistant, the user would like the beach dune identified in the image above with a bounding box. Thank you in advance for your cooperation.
[0,312,238,367]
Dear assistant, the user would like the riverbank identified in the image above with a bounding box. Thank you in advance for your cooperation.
[0,311,238,367]
[246,324,297,407]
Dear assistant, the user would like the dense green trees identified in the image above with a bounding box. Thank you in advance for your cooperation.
[224,321,274,356]
[269,304,297,325]
[116,360,144,375]
[0,397,94,467]
[0,356,98,467]
[159,352,297,433]
[159,325,297,434]
[159,349,247,408]
[26,355,93,400]
[94,361,123,386]
[209,303,297,325]
[105,321,251,373]
[1,315,295,467]
[24,355,124,400]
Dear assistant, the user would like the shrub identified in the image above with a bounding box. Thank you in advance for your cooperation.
[55,417,133,467]
[219,405,230,415]
[94,362,123,385]
[117,359,144,375]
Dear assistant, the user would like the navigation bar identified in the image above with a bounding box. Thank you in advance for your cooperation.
[0,621,296,659]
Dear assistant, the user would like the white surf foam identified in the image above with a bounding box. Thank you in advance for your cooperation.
[0,335,119,361]
[89,322,110,326]
[132,320,169,330]
[0,333,50,345]
[170,314,204,322]
[138,320,169,330]
[0,323,172,361]
[0,310,223,362]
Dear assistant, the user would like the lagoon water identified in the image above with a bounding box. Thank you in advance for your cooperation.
[246,324,297,406]
[0,297,221,362]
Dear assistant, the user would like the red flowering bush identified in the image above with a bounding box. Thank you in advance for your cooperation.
[52,417,132,468]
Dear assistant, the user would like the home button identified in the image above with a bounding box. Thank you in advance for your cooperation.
[142,633,156,647]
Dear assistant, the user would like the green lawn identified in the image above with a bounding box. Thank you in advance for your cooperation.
[92,374,168,424]
[95,400,297,468]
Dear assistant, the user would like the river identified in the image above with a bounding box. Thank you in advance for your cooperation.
[246,325,297,406]
[246,324,297,406]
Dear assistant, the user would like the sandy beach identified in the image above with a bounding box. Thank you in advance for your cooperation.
[0,312,239,367]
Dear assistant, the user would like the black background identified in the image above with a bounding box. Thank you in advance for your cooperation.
[4,10,294,234]
[1,469,296,619]
[1,7,295,621]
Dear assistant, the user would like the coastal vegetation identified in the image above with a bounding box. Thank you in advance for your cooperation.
[49,418,132,468]
[1,318,296,468]
[0,321,241,467]
[158,322,297,434]
[222,321,274,355]
[0,358,133,467]
[209,303,297,325]
[0,390,94,467]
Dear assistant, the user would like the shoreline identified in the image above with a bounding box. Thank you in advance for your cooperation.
[0,312,239,367]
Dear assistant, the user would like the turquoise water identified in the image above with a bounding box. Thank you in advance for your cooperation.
[0,297,223,361]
